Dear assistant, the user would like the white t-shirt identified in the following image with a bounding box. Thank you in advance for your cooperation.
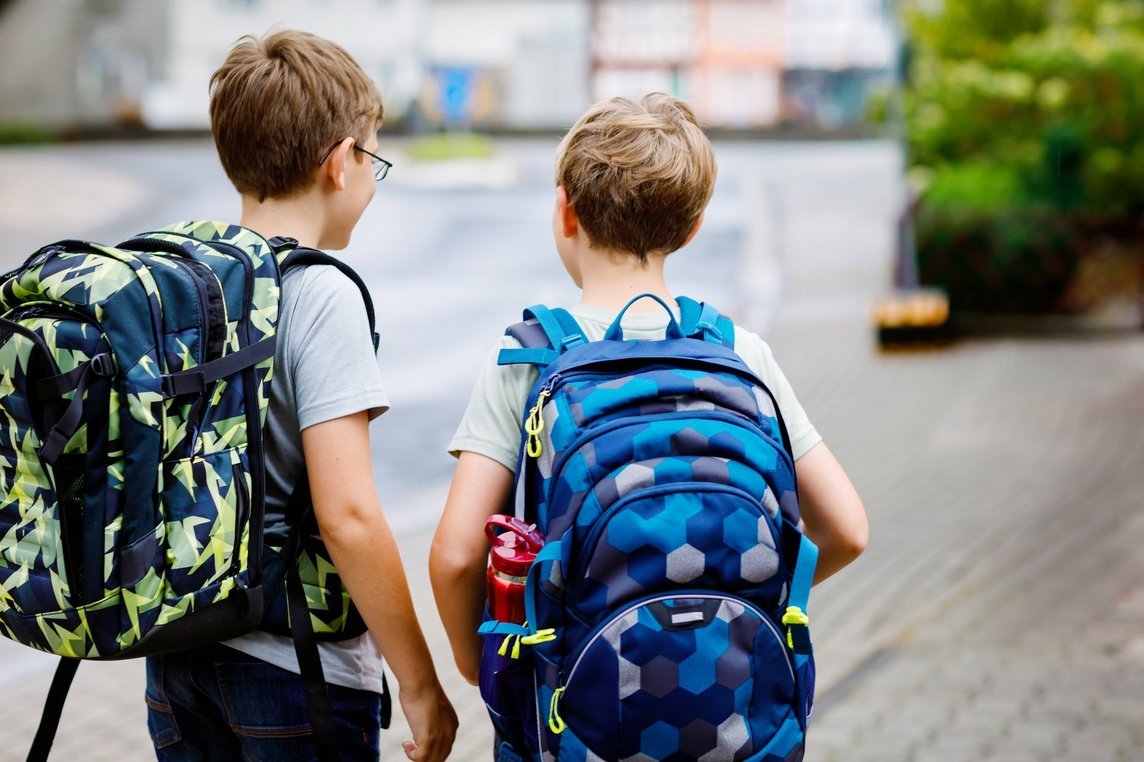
[449,303,821,468]
[224,265,389,695]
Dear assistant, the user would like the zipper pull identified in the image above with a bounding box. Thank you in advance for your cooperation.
[548,686,567,734]
[525,374,560,459]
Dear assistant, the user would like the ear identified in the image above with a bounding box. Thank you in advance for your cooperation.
[323,137,355,191]
[556,186,578,239]
[680,212,705,249]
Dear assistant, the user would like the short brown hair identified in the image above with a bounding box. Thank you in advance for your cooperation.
[209,30,384,200]
[555,93,717,262]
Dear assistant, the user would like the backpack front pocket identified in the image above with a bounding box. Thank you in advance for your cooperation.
[568,482,784,623]
[554,593,799,762]
[0,310,112,611]
[160,446,248,598]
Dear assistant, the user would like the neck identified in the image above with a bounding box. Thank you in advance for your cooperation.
[577,247,672,312]
[239,193,325,249]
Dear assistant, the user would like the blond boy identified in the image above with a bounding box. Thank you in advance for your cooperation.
[431,92,867,695]
[144,31,456,761]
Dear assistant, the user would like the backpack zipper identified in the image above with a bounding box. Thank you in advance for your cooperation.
[536,351,796,464]
[0,310,66,376]
[524,373,561,459]
[165,258,211,365]
[540,408,793,515]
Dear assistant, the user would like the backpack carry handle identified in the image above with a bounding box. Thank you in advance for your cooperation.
[603,293,684,341]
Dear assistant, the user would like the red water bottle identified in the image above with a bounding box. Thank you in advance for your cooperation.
[485,515,545,624]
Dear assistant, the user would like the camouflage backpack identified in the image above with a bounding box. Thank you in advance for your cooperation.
[0,221,376,761]
[479,294,819,762]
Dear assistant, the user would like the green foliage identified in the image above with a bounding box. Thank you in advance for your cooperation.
[902,0,1144,312]
[916,204,1076,312]
[0,121,55,145]
[918,162,1027,213]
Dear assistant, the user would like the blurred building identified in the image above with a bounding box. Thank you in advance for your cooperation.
[0,0,167,129]
[0,0,894,133]
[141,0,424,129]
[592,0,785,128]
[783,0,896,130]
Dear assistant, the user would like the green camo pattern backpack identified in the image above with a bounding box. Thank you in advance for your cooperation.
[0,220,379,759]
[0,221,377,759]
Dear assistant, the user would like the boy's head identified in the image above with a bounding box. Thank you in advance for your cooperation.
[555,93,717,263]
[209,30,384,202]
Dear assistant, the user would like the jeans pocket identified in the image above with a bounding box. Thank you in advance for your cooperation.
[145,657,183,750]
[214,656,381,760]
[214,659,313,738]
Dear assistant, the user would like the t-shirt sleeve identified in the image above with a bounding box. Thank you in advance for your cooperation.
[734,328,822,460]
[447,336,536,471]
[287,267,389,431]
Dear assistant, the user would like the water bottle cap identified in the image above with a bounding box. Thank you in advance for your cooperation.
[486,515,544,576]
[490,535,536,576]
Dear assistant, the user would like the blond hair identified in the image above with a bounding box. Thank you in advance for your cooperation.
[209,30,384,201]
[555,93,717,263]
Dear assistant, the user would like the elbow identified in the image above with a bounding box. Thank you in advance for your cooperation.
[842,527,868,564]
[459,661,479,686]
[316,500,386,550]
[807,502,868,569]
[429,536,473,589]
[839,503,869,562]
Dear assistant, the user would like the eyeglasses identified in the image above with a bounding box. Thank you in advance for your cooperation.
[318,142,393,182]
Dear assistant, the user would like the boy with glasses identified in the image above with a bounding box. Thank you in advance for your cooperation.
[144,30,456,761]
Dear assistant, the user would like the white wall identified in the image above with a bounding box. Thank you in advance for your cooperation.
[145,0,421,129]
[146,0,591,130]
[786,0,893,70]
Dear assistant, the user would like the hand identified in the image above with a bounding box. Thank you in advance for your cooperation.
[399,681,458,762]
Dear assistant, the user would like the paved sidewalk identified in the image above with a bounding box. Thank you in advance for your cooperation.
[2,141,1142,761]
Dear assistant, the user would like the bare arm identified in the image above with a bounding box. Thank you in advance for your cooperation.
[302,412,458,762]
[794,441,868,584]
[429,451,515,685]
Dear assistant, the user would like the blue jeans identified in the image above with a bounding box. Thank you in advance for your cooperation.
[145,644,381,761]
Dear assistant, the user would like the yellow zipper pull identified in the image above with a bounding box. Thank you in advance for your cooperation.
[548,687,566,734]
[525,375,560,459]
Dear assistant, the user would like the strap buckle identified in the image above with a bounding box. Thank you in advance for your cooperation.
[782,606,811,652]
[89,352,114,377]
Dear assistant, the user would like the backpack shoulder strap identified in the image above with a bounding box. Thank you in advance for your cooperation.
[676,296,735,348]
[271,239,379,352]
[497,304,586,368]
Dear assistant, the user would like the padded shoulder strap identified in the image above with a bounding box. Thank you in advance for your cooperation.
[497,304,586,368]
[676,296,735,348]
[272,239,379,352]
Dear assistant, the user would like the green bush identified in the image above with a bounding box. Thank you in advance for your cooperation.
[915,162,1077,312]
[916,206,1077,313]
[0,121,55,145]
[901,0,1144,313]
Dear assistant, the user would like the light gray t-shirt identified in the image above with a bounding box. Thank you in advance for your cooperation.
[224,265,389,694]
[449,304,821,469]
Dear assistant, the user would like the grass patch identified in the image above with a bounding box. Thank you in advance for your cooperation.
[406,132,495,162]
[0,121,56,145]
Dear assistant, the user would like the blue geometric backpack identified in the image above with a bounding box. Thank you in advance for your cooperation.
[0,221,380,761]
[479,294,819,762]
